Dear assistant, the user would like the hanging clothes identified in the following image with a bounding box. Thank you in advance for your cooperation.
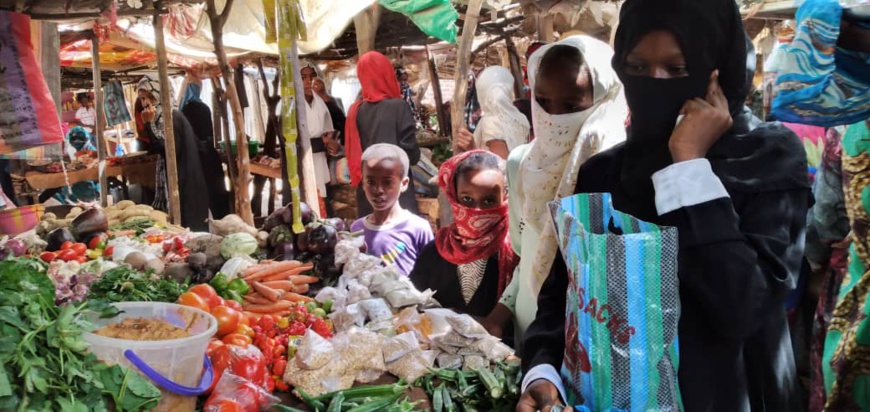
[103,80,131,127]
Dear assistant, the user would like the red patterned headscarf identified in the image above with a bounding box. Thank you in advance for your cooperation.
[435,150,518,295]
[346,52,402,186]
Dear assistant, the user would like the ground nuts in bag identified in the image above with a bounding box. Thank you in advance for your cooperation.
[359,298,392,322]
[446,314,489,338]
[383,332,421,363]
[296,329,334,370]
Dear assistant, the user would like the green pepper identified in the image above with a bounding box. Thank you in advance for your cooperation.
[225,290,244,304]
[227,278,250,295]
[322,299,333,313]
[210,273,229,293]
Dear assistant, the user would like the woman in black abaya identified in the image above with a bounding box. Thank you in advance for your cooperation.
[519,0,810,410]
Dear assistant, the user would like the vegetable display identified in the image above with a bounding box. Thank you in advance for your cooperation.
[87,266,189,303]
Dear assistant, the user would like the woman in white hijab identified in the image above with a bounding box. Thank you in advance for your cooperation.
[455,66,530,159]
[300,62,334,207]
[494,35,628,343]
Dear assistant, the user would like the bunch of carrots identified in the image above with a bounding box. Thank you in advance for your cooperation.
[240,260,319,318]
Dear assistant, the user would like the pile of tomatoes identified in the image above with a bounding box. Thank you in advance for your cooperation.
[177,284,254,348]
[39,239,113,264]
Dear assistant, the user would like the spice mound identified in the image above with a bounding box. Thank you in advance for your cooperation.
[95,317,190,341]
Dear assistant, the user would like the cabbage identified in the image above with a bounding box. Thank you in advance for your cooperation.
[219,256,257,280]
[220,233,259,259]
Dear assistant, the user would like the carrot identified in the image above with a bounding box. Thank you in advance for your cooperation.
[289,275,320,285]
[262,272,291,282]
[261,281,296,292]
[294,283,310,294]
[243,311,263,322]
[243,261,304,282]
[251,281,284,302]
[243,294,272,305]
[244,301,295,313]
[281,292,314,303]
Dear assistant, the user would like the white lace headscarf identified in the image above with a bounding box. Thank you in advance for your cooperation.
[514,35,628,292]
[474,66,530,151]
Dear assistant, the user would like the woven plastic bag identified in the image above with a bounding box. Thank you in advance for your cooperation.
[550,193,682,411]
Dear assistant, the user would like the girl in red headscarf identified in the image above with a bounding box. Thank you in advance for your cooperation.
[346,51,421,217]
[409,150,519,342]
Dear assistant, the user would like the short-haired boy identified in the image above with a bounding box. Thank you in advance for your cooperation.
[350,143,434,276]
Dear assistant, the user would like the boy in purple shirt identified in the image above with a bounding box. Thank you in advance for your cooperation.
[351,144,434,276]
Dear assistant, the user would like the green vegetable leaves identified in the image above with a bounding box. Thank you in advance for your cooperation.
[95,364,161,411]
[88,266,188,304]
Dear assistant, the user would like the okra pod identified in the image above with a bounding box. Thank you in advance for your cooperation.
[476,366,504,399]
[433,383,445,412]
[298,389,327,411]
[458,370,469,392]
[274,405,308,412]
[312,383,405,403]
[345,394,402,412]
[327,392,345,412]
[442,384,456,412]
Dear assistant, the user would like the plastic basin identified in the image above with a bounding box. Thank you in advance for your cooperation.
[83,302,217,412]
[0,205,44,236]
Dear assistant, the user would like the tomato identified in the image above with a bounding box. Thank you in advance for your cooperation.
[71,243,87,256]
[224,299,243,312]
[213,306,242,337]
[76,256,89,264]
[209,400,245,412]
[88,234,107,250]
[177,292,210,313]
[189,284,222,308]
[235,324,255,338]
[103,246,114,257]
[60,241,74,251]
[59,249,79,262]
[174,237,185,251]
[39,251,57,263]
[206,339,225,357]
[222,333,252,347]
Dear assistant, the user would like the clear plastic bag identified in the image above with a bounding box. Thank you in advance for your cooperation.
[315,286,348,311]
[387,350,435,383]
[332,327,386,373]
[296,329,334,370]
[347,280,372,304]
[359,298,393,322]
[463,355,486,371]
[203,372,280,412]
[329,303,365,332]
[383,332,421,363]
[475,336,514,361]
[334,237,365,265]
[437,353,463,369]
[385,286,431,309]
[446,314,489,338]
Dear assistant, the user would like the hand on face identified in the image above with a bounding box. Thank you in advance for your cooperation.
[141,103,156,123]
[668,70,733,163]
[516,380,571,412]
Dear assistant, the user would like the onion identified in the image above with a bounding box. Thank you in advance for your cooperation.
[4,238,27,257]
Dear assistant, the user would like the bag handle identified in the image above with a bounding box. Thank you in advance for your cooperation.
[124,349,213,396]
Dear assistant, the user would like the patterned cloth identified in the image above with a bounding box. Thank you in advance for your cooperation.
[458,258,488,305]
[103,80,131,127]
[137,74,174,212]
[435,150,517,296]
[772,0,870,127]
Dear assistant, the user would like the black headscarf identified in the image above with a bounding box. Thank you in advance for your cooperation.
[613,0,809,217]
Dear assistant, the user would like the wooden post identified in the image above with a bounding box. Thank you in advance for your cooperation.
[537,13,554,42]
[90,32,109,206]
[426,45,447,138]
[211,78,237,211]
[153,5,183,224]
[450,0,484,149]
[206,0,255,226]
[354,4,381,55]
[505,36,524,99]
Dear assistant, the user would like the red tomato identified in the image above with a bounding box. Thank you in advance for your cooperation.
[271,359,287,377]
[235,324,255,338]
[88,234,108,250]
[208,400,245,412]
[222,333,252,347]
[39,251,57,263]
[189,284,220,307]
[209,344,269,395]
[71,243,87,256]
[178,292,210,313]
[213,306,242,337]
[60,241,74,251]
[59,249,79,262]
[206,339,225,357]
[224,300,243,312]
[103,246,114,257]
[76,256,89,264]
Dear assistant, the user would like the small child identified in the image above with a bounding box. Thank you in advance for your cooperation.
[351,144,434,276]
[409,150,518,340]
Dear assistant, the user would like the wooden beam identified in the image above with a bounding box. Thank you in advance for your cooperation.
[153,3,182,224]
[28,7,169,21]
[211,78,237,213]
[505,36,524,99]
[206,0,255,225]
[91,33,109,206]
[353,4,381,55]
[426,45,447,138]
[451,0,484,150]
[537,13,554,42]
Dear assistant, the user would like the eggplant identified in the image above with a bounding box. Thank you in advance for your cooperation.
[4,239,26,257]
[262,210,285,232]
[307,224,338,255]
[71,208,108,242]
[314,253,341,280]
[299,202,315,225]
[324,217,346,232]
[295,229,310,253]
[268,225,293,248]
[273,241,296,261]
[46,228,75,251]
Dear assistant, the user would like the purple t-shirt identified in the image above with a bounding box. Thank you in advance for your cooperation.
[351,211,434,277]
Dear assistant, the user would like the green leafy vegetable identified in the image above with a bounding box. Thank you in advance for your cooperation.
[0,258,160,411]
[87,266,188,304]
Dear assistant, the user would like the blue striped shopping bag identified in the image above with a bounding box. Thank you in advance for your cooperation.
[549,193,682,411]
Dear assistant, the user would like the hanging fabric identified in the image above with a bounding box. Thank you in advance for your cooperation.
[103,80,132,127]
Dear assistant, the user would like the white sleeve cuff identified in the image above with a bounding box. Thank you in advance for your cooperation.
[652,158,729,216]
[521,364,567,405]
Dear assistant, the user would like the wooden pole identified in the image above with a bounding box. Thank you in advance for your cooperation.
[206,0,255,226]
[537,13,555,42]
[505,36,524,99]
[90,33,109,206]
[426,45,447,138]
[450,0,484,148]
[354,4,381,55]
[211,78,238,211]
[153,4,183,224]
